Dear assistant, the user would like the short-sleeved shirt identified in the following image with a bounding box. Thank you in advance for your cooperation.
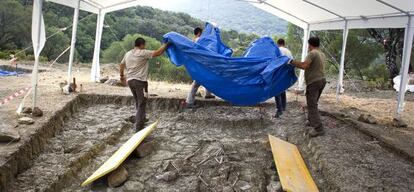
[279,47,293,59]
[305,49,325,85]
[121,49,154,82]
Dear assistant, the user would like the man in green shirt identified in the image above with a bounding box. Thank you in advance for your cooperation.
[290,37,326,137]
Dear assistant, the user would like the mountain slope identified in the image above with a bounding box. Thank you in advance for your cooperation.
[140,0,287,36]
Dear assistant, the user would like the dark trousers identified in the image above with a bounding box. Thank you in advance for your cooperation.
[274,91,286,112]
[128,79,148,130]
[305,79,326,130]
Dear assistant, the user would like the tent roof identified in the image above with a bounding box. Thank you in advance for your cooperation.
[250,0,413,30]
[46,0,414,30]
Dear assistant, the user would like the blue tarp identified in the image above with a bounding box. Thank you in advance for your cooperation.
[163,23,297,105]
[0,70,18,76]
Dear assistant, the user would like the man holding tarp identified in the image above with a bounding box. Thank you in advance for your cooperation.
[275,38,293,118]
[120,37,169,131]
[290,37,326,137]
[185,27,215,108]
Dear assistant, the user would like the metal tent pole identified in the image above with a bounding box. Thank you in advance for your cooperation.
[336,21,349,101]
[67,0,81,85]
[396,16,414,116]
[91,9,105,82]
[297,27,310,91]
[31,0,44,108]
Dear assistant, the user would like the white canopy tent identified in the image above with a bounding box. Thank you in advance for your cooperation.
[31,0,413,116]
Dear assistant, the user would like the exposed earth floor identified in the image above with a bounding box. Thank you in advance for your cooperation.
[0,61,413,191]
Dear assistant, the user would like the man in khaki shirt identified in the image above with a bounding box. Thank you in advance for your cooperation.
[120,37,168,131]
[290,37,326,137]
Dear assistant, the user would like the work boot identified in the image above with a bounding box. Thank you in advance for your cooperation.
[135,124,145,132]
[274,110,283,118]
[308,127,325,137]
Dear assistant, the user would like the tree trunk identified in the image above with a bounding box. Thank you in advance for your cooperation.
[367,28,404,79]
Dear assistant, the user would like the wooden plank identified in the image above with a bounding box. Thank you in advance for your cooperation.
[268,135,319,192]
[81,121,158,186]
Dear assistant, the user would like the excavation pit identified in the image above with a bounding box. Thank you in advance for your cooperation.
[2,94,413,192]
[4,95,281,192]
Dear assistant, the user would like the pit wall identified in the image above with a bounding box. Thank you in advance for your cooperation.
[0,94,265,191]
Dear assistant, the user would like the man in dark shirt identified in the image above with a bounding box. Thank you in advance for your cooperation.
[290,37,326,137]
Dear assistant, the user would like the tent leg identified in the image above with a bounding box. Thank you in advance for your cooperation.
[31,0,45,109]
[297,27,310,91]
[67,0,80,85]
[336,21,349,101]
[396,17,414,116]
[91,10,105,82]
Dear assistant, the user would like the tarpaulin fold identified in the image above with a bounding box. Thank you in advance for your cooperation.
[163,23,297,105]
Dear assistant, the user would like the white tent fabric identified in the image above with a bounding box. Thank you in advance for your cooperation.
[33,0,413,116]
[31,0,46,108]
[90,10,106,82]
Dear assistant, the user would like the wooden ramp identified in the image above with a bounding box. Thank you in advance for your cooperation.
[268,135,319,192]
[81,121,158,186]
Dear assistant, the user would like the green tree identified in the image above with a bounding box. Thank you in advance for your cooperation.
[0,0,31,50]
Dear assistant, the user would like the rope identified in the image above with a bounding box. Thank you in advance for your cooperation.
[13,13,94,58]
[104,21,128,54]
[0,87,31,107]
[319,33,361,93]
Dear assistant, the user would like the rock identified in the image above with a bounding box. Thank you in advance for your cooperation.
[155,170,178,182]
[222,186,234,192]
[266,181,282,192]
[125,115,135,123]
[105,79,125,87]
[0,128,20,142]
[393,117,407,128]
[32,107,43,117]
[122,180,144,191]
[18,117,34,125]
[135,140,156,157]
[236,181,252,191]
[107,166,128,188]
[100,76,109,83]
[22,107,32,114]
[358,114,377,124]
[240,183,252,191]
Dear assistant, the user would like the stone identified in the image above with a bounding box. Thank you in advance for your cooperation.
[32,107,43,117]
[155,170,178,182]
[122,180,144,192]
[125,115,135,123]
[22,107,32,114]
[222,186,234,192]
[135,140,156,157]
[266,181,282,192]
[100,76,109,83]
[107,166,128,188]
[0,128,20,142]
[236,181,252,191]
[18,117,34,125]
[105,79,125,87]
[358,114,377,124]
[393,117,407,128]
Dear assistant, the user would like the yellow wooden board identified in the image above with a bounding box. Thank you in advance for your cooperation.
[268,135,319,192]
[81,121,158,186]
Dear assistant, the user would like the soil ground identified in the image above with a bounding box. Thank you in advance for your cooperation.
[0,60,413,191]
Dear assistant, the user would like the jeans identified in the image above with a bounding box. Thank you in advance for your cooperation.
[128,79,148,130]
[274,91,286,112]
[186,80,213,104]
[305,78,326,130]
